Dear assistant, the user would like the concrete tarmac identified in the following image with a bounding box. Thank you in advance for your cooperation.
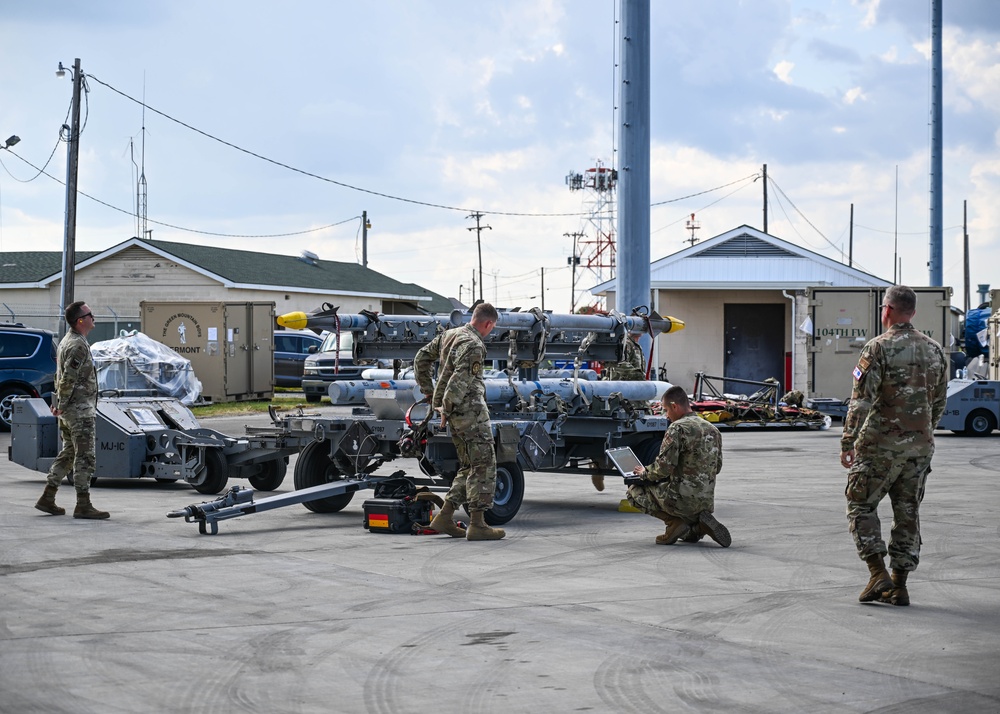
[1,412,998,714]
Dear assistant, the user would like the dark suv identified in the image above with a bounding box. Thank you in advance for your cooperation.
[274,330,324,388]
[0,323,58,431]
[301,330,368,402]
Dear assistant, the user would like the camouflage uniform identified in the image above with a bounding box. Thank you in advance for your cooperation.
[46,330,98,493]
[627,412,723,520]
[842,322,948,571]
[413,332,443,399]
[604,334,645,381]
[430,324,495,511]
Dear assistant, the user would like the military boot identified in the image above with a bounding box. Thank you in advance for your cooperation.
[466,510,505,541]
[859,554,892,602]
[681,530,705,543]
[696,511,732,548]
[34,485,65,516]
[655,517,691,545]
[590,474,605,492]
[427,500,466,538]
[73,492,110,520]
[879,569,910,606]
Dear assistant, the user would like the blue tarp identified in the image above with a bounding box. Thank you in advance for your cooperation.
[964,308,990,359]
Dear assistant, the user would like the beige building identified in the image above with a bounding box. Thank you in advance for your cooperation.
[591,225,892,396]
[0,238,451,339]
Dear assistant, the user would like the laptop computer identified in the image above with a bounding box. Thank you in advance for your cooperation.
[605,446,644,478]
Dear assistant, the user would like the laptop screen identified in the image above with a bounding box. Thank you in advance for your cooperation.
[605,447,643,477]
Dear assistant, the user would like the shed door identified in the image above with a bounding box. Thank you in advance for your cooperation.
[224,304,249,397]
[723,304,785,395]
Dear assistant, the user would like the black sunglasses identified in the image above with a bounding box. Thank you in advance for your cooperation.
[77,311,93,321]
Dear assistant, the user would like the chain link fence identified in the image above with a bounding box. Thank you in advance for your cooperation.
[1,303,141,342]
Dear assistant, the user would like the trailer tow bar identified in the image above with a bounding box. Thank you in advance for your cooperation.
[167,476,385,535]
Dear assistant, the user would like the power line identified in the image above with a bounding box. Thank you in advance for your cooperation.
[88,74,760,221]
[87,74,587,219]
[651,174,757,235]
[0,149,359,239]
[651,172,759,207]
[0,98,73,184]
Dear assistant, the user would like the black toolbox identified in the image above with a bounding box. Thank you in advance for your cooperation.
[362,498,433,534]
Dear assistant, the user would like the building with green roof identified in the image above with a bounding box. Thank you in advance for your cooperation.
[0,238,452,336]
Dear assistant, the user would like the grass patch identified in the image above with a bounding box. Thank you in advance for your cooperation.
[190,396,321,419]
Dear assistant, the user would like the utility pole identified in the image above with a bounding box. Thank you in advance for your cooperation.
[762,163,768,234]
[564,231,583,312]
[362,210,370,267]
[848,203,854,267]
[466,212,491,302]
[540,267,545,312]
[684,213,700,246]
[58,58,83,328]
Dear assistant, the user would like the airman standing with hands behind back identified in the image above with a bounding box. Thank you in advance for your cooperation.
[841,285,948,606]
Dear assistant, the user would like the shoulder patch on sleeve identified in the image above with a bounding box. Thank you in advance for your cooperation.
[853,355,871,381]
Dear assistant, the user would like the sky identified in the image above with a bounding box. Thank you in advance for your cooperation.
[1,0,998,315]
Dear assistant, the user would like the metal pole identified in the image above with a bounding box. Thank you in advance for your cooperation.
[60,57,82,331]
[762,163,768,234]
[616,0,651,347]
[963,200,970,314]
[848,203,854,267]
[929,0,943,286]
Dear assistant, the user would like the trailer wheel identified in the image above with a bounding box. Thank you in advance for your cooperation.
[482,461,524,526]
[294,440,354,513]
[192,448,229,495]
[965,409,997,437]
[249,458,287,491]
[633,437,662,466]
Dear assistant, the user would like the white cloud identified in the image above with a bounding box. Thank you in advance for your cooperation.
[774,60,795,84]
[854,0,880,30]
[844,86,867,104]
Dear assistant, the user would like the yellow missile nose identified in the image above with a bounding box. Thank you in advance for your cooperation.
[663,316,685,333]
[276,311,309,330]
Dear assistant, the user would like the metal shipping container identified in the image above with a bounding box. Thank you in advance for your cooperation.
[806,286,953,402]
[140,301,275,403]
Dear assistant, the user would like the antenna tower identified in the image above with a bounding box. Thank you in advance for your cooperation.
[565,159,617,310]
[138,79,148,240]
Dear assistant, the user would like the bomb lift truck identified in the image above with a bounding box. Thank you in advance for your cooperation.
[169,304,686,533]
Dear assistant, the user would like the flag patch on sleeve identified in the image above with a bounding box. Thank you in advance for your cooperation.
[852,355,871,381]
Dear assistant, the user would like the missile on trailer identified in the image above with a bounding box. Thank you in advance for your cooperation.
[328,379,418,405]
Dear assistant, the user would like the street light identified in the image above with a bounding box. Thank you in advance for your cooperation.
[0,135,19,150]
[56,58,84,331]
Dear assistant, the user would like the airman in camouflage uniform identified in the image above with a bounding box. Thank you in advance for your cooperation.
[841,285,948,605]
[413,331,443,402]
[34,301,110,519]
[627,385,730,547]
[604,332,645,381]
[415,303,505,540]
